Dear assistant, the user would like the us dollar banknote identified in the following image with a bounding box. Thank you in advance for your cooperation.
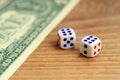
[0,0,79,79]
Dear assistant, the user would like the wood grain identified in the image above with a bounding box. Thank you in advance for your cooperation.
[10,0,120,80]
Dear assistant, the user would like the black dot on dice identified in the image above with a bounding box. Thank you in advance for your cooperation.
[63,34,67,36]
[62,31,65,33]
[91,40,95,42]
[87,38,90,40]
[67,41,70,44]
[84,40,87,42]
[94,38,98,40]
[84,50,87,54]
[70,43,74,46]
[84,44,87,48]
[67,28,70,30]
[63,38,67,41]
[70,37,74,40]
[63,44,67,47]
[69,33,72,35]
[67,31,71,33]
[88,41,92,44]
[89,36,93,38]
[61,29,64,31]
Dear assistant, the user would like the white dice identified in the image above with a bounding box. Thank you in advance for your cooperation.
[57,28,76,49]
[79,35,102,57]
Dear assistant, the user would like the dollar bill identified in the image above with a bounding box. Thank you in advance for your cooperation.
[0,0,80,79]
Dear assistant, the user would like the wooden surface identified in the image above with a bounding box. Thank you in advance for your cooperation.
[10,0,120,80]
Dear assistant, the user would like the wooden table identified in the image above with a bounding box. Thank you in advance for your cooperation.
[10,0,120,80]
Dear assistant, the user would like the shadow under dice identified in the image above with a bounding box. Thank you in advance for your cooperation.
[58,28,76,49]
[80,35,102,57]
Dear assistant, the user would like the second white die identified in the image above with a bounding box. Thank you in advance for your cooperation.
[57,28,76,49]
[79,35,102,57]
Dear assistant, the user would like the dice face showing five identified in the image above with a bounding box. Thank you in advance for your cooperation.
[57,28,76,49]
[80,35,102,57]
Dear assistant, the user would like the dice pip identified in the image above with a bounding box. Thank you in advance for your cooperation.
[57,28,76,49]
[80,35,102,57]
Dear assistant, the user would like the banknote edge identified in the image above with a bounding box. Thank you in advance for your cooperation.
[0,0,80,79]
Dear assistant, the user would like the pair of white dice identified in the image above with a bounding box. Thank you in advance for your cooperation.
[58,28,102,57]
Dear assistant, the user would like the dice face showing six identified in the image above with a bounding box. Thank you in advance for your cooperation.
[80,35,102,57]
[57,28,76,49]
[57,28,102,58]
